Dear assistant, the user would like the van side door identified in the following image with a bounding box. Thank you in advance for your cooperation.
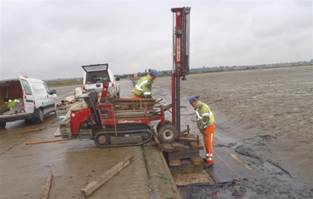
[20,79,35,113]
[44,82,57,109]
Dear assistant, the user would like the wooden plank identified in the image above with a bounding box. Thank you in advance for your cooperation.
[81,156,133,197]
[25,139,66,145]
[192,157,203,166]
[167,149,199,160]
[161,143,175,152]
[171,164,213,185]
[172,142,190,150]
[190,141,203,150]
[169,159,182,167]
[42,170,53,199]
[178,137,199,142]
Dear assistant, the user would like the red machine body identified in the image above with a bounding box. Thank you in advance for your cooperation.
[68,85,166,137]
[70,108,92,135]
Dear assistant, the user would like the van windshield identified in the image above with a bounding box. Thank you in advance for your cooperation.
[86,71,111,84]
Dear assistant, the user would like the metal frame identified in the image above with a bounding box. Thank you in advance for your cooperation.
[97,102,165,127]
[171,7,191,133]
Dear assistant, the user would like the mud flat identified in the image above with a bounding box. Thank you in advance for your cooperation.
[154,65,313,199]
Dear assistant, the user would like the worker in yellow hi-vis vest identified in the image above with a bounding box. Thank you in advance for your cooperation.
[132,69,160,99]
[188,96,216,166]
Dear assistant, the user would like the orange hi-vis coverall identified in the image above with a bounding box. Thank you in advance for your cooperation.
[194,101,216,165]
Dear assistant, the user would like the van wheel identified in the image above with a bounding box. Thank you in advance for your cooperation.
[51,109,57,116]
[53,104,58,116]
[0,121,6,129]
[25,118,33,124]
[35,109,44,123]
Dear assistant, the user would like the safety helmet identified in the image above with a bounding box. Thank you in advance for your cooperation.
[149,69,160,77]
[188,96,199,104]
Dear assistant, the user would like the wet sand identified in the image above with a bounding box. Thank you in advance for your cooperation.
[154,65,313,199]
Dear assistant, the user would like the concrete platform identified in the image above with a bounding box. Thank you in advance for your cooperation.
[0,121,180,199]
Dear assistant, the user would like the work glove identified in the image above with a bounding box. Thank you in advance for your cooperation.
[197,118,209,130]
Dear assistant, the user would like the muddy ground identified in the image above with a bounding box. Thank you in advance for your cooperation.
[154,65,313,199]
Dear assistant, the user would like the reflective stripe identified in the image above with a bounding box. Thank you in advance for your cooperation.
[139,80,148,86]
[206,153,213,157]
[143,92,151,95]
[195,110,202,119]
[207,157,213,161]
[135,79,149,92]
[135,85,144,91]
[202,112,212,117]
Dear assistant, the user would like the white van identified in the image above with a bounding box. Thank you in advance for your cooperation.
[0,76,57,128]
[82,64,120,97]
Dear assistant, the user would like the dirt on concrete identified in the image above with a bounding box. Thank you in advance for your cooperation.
[0,82,179,199]
[154,65,313,199]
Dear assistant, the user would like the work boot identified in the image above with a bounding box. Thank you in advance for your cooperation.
[202,159,214,168]
[207,159,214,166]
[203,160,214,168]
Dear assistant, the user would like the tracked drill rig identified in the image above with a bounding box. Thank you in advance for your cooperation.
[58,7,193,150]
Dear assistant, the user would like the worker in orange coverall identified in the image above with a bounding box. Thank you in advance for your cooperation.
[188,96,216,166]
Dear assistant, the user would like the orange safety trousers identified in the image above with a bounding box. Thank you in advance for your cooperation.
[203,124,216,164]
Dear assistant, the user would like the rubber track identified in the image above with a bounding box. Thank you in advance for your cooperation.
[95,128,154,148]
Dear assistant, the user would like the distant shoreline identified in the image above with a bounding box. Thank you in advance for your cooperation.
[46,63,313,87]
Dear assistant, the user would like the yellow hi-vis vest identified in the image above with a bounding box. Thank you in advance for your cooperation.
[132,75,153,97]
[195,101,215,130]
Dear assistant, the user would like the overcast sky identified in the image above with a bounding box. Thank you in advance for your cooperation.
[0,0,312,79]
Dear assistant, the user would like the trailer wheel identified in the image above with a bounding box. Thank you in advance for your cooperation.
[156,120,172,134]
[95,132,111,147]
[0,121,6,129]
[157,124,178,143]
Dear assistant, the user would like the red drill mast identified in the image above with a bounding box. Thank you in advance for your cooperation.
[171,7,191,133]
